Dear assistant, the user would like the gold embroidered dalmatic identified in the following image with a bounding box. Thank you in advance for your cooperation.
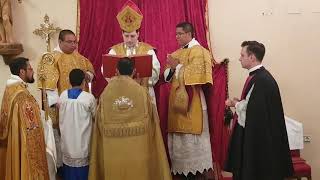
[37,51,94,95]
[89,76,171,180]
[0,83,49,180]
[168,45,213,134]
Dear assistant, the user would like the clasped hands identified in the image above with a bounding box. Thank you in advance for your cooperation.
[225,97,240,107]
[167,54,179,70]
[85,73,91,83]
[134,73,148,86]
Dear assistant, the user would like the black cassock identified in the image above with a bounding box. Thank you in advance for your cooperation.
[225,67,293,180]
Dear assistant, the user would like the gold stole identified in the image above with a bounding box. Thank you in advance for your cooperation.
[0,83,49,179]
[168,45,213,134]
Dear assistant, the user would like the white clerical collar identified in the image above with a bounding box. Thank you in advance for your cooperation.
[249,64,263,73]
[7,74,27,86]
[182,38,200,49]
[54,45,63,53]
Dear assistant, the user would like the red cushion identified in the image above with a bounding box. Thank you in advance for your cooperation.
[292,157,306,163]
[290,151,312,178]
[291,150,300,157]
[223,177,232,180]
[293,162,311,176]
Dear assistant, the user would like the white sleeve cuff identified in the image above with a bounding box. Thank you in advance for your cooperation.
[235,100,247,127]
[86,71,94,82]
[175,64,183,79]
[147,49,160,86]
[46,90,59,107]
[235,85,255,128]
[108,48,116,55]
[164,68,171,82]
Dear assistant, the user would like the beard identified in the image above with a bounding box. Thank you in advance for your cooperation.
[26,76,35,83]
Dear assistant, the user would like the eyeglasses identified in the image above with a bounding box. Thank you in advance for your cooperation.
[176,32,187,36]
[176,32,187,37]
[63,40,78,45]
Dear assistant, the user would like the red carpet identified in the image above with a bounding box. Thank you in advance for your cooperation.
[223,177,232,180]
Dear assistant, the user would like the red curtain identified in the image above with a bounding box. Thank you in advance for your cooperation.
[78,0,208,97]
[79,0,229,178]
[205,61,230,172]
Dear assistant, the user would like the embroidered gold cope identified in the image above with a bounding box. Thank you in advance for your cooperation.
[89,76,171,180]
[0,82,49,180]
[168,45,213,134]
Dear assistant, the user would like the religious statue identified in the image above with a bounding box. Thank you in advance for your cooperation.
[0,0,23,64]
[0,0,14,43]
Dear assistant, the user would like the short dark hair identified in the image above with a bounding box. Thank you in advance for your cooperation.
[69,69,85,87]
[176,22,194,37]
[241,41,265,62]
[122,29,140,33]
[117,57,134,75]
[9,57,29,76]
[59,29,75,41]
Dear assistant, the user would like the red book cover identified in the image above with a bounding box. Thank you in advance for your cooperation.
[102,54,152,78]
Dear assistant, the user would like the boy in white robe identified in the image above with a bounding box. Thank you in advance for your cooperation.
[58,69,96,180]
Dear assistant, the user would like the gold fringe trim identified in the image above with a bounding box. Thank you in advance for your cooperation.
[221,58,230,99]
[205,0,217,65]
[76,0,80,42]
[49,107,59,129]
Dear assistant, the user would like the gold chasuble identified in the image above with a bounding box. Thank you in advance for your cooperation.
[37,51,94,95]
[0,82,49,180]
[111,42,154,55]
[168,45,213,134]
[89,76,171,180]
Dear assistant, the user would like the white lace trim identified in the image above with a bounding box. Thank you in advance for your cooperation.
[62,155,89,167]
[53,129,63,167]
[171,160,213,175]
[168,109,213,175]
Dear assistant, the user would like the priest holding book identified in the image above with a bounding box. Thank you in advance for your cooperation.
[106,0,160,104]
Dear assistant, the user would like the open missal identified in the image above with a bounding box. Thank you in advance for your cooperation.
[102,54,152,78]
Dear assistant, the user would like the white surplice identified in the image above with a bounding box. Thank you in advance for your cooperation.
[58,90,96,167]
